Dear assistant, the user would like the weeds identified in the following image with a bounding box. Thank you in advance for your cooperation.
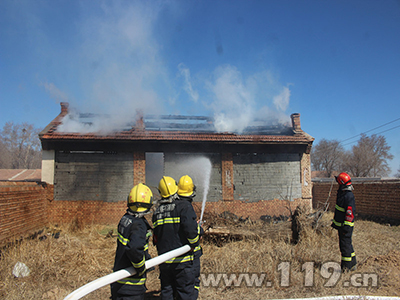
[0,213,399,299]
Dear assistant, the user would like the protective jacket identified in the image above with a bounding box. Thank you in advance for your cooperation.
[331,185,355,231]
[331,185,357,271]
[111,211,152,298]
[152,198,200,264]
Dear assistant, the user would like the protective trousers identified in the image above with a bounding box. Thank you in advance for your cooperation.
[338,227,356,271]
[159,263,195,300]
[193,253,201,299]
[111,282,145,300]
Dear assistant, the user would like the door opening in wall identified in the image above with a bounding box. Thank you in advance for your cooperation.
[145,152,164,189]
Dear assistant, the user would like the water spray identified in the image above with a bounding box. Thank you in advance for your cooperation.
[199,158,212,223]
[168,155,212,224]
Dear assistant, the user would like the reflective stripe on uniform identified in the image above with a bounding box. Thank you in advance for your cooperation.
[193,245,201,252]
[165,254,193,263]
[118,233,129,245]
[117,277,146,286]
[188,235,199,244]
[335,204,345,212]
[343,220,354,227]
[153,217,181,228]
[144,243,149,251]
[194,285,200,290]
[342,252,356,261]
[132,255,145,269]
[332,220,342,227]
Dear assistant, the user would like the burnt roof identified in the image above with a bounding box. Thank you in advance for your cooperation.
[39,102,314,152]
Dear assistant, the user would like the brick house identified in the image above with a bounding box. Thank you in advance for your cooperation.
[39,102,314,223]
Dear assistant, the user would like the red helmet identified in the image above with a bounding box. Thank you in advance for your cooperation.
[336,172,352,185]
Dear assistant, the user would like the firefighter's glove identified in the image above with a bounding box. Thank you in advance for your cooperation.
[135,265,146,277]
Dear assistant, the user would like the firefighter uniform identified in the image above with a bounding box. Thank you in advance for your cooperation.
[192,225,204,299]
[111,212,152,300]
[177,174,204,299]
[331,181,357,271]
[153,198,200,300]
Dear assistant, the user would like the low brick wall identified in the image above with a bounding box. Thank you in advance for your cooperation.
[0,182,48,246]
[3,180,398,246]
[48,198,309,225]
[48,199,126,226]
[312,180,400,221]
[192,198,310,220]
[0,182,310,246]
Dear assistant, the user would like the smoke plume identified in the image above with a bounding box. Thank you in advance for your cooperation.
[41,2,292,134]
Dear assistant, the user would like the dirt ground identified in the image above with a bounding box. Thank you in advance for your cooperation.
[1,211,399,300]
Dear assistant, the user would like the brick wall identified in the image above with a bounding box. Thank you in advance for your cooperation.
[54,152,134,202]
[0,182,48,246]
[133,152,146,185]
[47,199,126,225]
[300,153,312,199]
[312,180,400,221]
[221,153,234,201]
[233,153,302,201]
[4,179,398,246]
[192,198,310,220]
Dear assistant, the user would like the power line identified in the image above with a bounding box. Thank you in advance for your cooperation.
[339,117,400,145]
[340,117,400,144]
[341,124,400,147]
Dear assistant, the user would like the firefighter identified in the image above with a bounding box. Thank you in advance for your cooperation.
[331,172,357,272]
[152,176,200,300]
[111,183,153,300]
[177,175,204,299]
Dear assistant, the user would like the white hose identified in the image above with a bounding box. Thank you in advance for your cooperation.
[63,244,191,300]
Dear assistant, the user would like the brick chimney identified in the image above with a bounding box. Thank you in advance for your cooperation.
[135,110,145,130]
[60,102,69,114]
[291,113,301,131]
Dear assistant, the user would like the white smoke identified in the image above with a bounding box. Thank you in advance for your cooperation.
[57,110,132,134]
[178,63,199,103]
[207,65,254,133]
[207,65,291,133]
[41,81,69,103]
[40,2,292,134]
[53,2,167,133]
[273,86,291,111]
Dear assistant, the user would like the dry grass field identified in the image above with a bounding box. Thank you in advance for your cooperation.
[1,211,399,300]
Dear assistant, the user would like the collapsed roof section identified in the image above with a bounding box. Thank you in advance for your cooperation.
[39,102,314,153]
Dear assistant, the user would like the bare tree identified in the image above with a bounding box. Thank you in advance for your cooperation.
[0,138,12,168]
[0,122,42,169]
[395,166,400,178]
[311,139,345,177]
[344,134,393,177]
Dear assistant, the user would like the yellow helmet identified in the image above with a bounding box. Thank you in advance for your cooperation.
[177,175,196,197]
[158,176,178,198]
[128,183,153,213]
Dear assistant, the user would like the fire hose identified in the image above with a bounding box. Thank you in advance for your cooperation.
[63,244,191,300]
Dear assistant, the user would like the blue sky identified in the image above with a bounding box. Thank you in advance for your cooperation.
[1,0,399,175]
